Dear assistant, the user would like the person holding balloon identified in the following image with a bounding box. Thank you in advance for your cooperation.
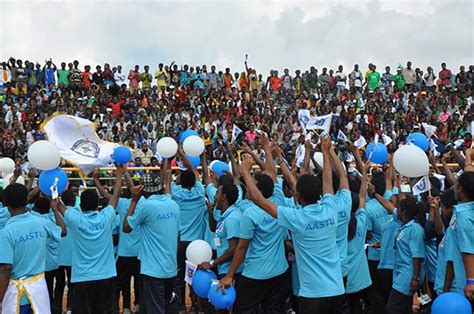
[0,183,64,314]
[56,165,125,314]
[123,159,181,314]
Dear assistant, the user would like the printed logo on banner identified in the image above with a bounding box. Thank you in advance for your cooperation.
[71,139,100,158]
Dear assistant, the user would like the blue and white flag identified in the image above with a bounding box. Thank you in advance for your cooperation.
[298,109,311,128]
[42,114,118,174]
[412,175,431,195]
[338,130,349,142]
[231,124,243,143]
[306,114,332,134]
[354,135,367,149]
[382,133,392,146]
[422,123,437,139]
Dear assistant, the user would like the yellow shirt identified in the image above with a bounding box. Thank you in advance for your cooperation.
[154,70,167,87]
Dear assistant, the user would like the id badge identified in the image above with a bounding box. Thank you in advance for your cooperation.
[213,236,221,247]
[418,293,432,306]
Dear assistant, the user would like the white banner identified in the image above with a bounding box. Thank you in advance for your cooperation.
[43,114,118,174]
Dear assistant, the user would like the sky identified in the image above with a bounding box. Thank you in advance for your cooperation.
[1,0,473,74]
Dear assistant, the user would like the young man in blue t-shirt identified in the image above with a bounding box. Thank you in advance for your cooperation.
[58,166,124,313]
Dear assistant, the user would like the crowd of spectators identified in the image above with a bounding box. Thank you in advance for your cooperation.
[1,57,473,170]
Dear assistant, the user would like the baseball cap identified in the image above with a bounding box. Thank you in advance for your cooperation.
[140,172,161,193]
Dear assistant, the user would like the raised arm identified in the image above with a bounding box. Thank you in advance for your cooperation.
[26,169,36,192]
[93,169,112,199]
[227,143,241,185]
[274,146,297,195]
[123,185,144,233]
[359,162,369,209]
[201,152,212,186]
[162,158,172,195]
[428,196,444,237]
[50,198,67,237]
[178,147,200,179]
[108,166,124,208]
[260,134,277,182]
[330,145,349,190]
[441,153,457,186]
[240,155,278,218]
[301,140,313,175]
[371,185,396,214]
[321,135,334,195]
[348,142,364,174]
[241,143,265,170]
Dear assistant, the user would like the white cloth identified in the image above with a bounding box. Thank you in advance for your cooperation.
[2,273,51,314]
[42,114,118,174]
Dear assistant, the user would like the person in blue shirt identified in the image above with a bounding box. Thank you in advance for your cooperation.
[124,158,180,314]
[171,149,207,310]
[219,134,289,313]
[199,183,243,280]
[59,166,124,314]
[448,169,474,301]
[94,169,142,313]
[386,197,426,314]
[0,183,65,314]
[43,59,57,86]
[33,196,66,314]
[227,136,346,313]
[346,162,373,313]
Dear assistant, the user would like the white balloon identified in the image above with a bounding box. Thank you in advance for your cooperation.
[1,170,13,178]
[183,135,205,157]
[28,141,61,170]
[393,144,429,178]
[0,158,15,173]
[3,173,25,186]
[186,240,213,265]
[157,137,178,158]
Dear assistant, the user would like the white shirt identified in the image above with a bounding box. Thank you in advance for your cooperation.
[114,71,126,86]
[335,71,347,87]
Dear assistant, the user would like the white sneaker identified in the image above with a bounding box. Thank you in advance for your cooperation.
[123,308,132,314]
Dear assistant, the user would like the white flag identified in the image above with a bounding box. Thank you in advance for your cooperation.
[433,173,446,192]
[382,133,392,146]
[354,135,367,149]
[231,124,243,143]
[184,260,198,285]
[338,130,349,142]
[422,123,437,139]
[412,175,431,195]
[43,114,118,175]
[454,139,465,149]
[306,114,332,134]
[374,133,380,144]
[298,109,311,128]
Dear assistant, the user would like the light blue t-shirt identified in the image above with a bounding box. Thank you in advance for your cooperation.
[378,209,402,270]
[346,208,372,293]
[239,202,288,280]
[57,206,79,267]
[38,211,61,272]
[277,193,344,298]
[335,189,352,277]
[434,227,457,295]
[127,194,180,278]
[425,238,437,283]
[446,201,474,294]
[171,181,206,241]
[366,198,390,261]
[392,220,426,296]
[0,211,61,278]
[116,197,143,257]
[64,205,117,283]
[0,206,11,229]
[215,205,243,275]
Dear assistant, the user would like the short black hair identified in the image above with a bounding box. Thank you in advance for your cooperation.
[348,174,361,194]
[296,175,322,204]
[458,172,474,201]
[61,190,77,207]
[371,177,386,196]
[80,189,99,211]
[254,173,274,199]
[34,197,51,215]
[221,183,238,206]
[218,174,234,187]
[3,183,28,208]
[180,169,196,189]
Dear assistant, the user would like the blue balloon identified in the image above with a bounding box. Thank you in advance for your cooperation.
[39,168,68,196]
[112,146,132,165]
[432,292,472,314]
[211,161,230,177]
[365,142,388,165]
[187,155,201,168]
[407,132,429,152]
[192,269,217,298]
[180,129,199,144]
[209,283,236,310]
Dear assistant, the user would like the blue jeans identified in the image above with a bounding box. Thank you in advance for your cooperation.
[19,304,32,314]
[141,275,176,314]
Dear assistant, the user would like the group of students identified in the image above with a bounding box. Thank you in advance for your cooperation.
[0,133,473,314]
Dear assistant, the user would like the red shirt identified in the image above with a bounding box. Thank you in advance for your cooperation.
[107,100,126,116]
